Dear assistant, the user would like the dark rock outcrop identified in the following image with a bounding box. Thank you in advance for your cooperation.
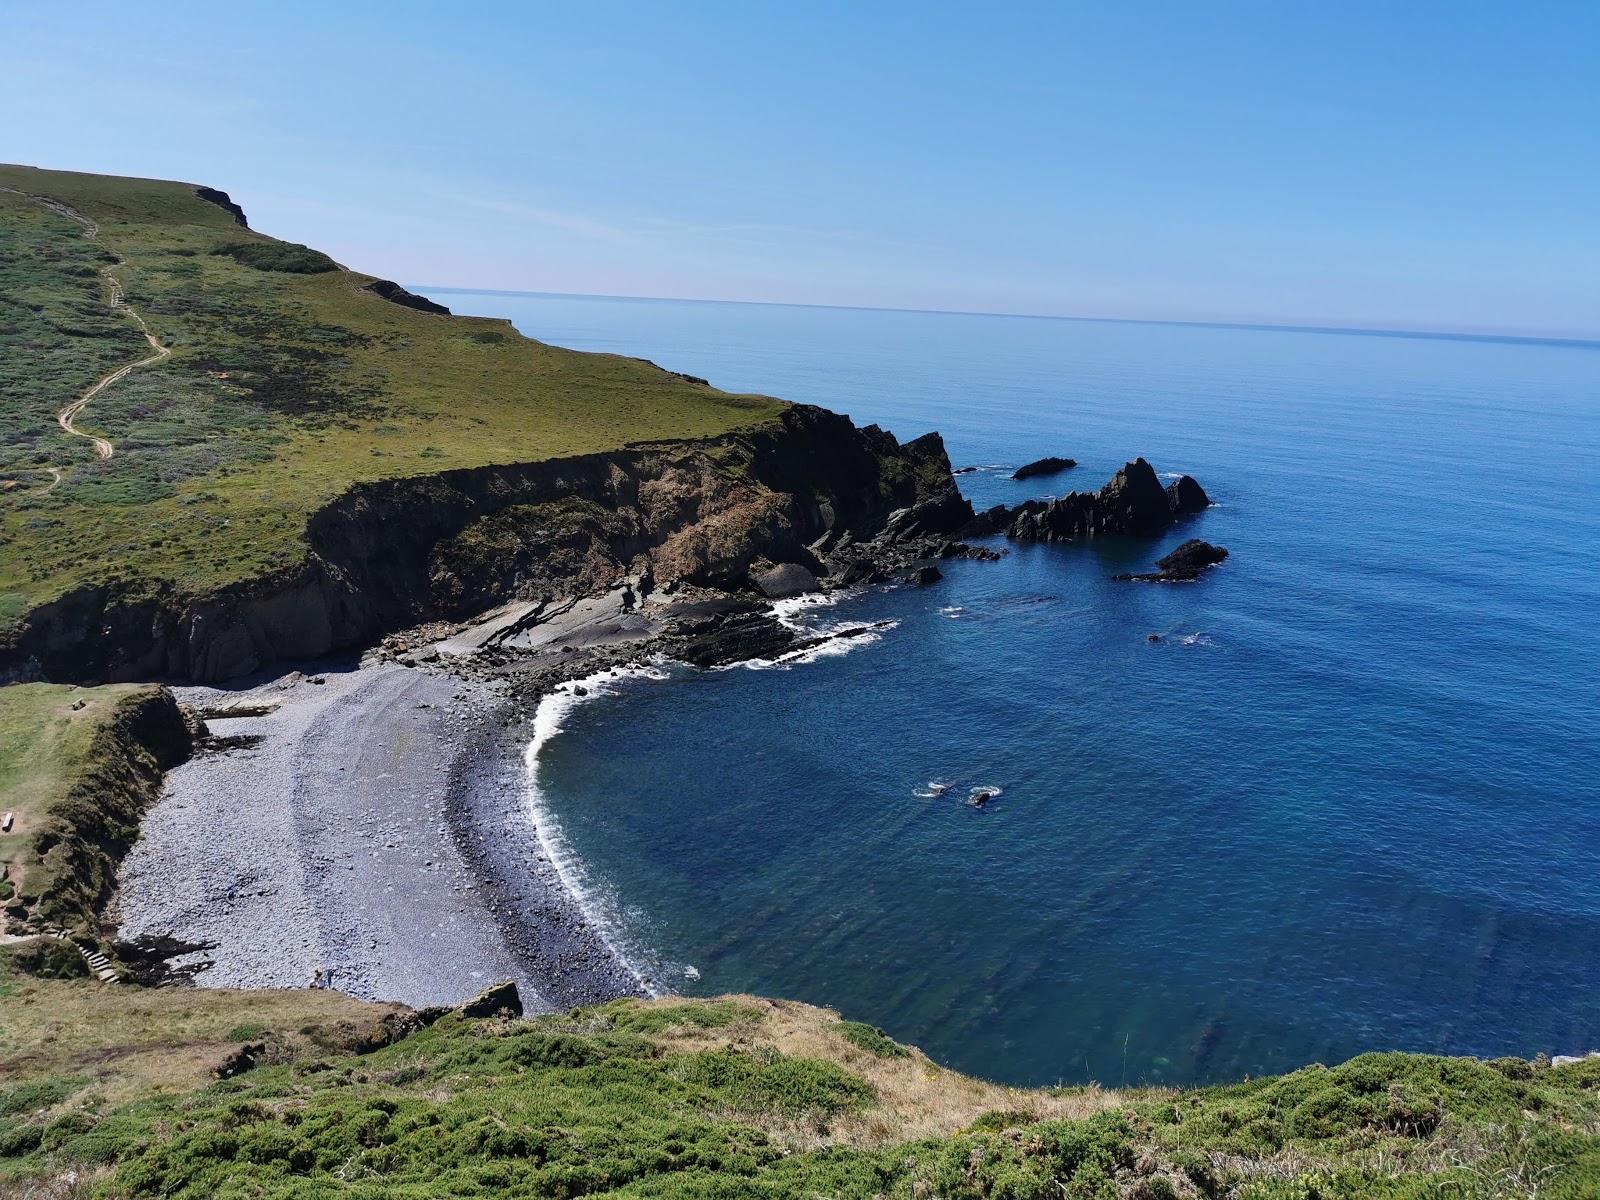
[880,491,974,545]
[1166,475,1211,515]
[672,604,795,668]
[1,405,963,684]
[1011,455,1076,481]
[959,459,1210,545]
[193,185,248,227]
[215,1042,266,1079]
[364,279,451,315]
[460,980,523,1018]
[1114,539,1230,582]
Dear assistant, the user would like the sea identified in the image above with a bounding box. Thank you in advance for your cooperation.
[435,288,1600,1088]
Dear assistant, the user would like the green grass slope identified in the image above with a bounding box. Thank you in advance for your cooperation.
[0,683,189,948]
[0,165,782,628]
[2,990,1597,1199]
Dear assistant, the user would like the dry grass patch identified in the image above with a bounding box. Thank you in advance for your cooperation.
[609,994,1140,1148]
[0,976,408,1113]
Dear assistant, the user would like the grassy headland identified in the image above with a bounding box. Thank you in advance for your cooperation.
[0,683,189,948]
[3,988,1597,1198]
[0,164,781,629]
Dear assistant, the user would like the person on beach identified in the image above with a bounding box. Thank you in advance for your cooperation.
[310,968,324,989]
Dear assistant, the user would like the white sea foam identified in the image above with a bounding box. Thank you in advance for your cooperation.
[939,605,966,619]
[522,662,673,996]
[732,592,898,671]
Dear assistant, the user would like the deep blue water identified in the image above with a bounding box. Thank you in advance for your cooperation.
[440,289,1600,1087]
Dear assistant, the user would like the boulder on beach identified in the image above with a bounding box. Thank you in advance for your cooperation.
[460,980,523,1019]
[754,562,820,598]
[1011,455,1076,481]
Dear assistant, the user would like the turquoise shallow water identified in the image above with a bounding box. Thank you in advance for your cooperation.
[440,290,1600,1087]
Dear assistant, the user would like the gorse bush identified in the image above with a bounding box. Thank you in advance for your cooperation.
[837,1019,910,1058]
[210,240,339,273]
[5,999,1600,1199]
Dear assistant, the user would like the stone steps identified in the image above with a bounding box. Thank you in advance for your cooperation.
[37,926,120,983]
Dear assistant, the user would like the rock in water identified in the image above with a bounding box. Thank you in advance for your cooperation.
[1155,539,1229,577]
[1114,539,1230,582]
[1166,475,1210,515]
[460,981,523,1019]
[971,459,1213,544]
[754,562,820,598]
[1011,455,1077,481]
[1096,458,1177,536]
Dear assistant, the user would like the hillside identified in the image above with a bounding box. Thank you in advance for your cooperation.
[4,981,1599,1199]
[0,165,791,677]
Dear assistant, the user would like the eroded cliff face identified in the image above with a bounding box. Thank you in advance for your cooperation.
[1,406,967,684]
[11,687,194,945]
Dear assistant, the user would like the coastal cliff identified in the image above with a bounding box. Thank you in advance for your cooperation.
[2,405,967,684]
[0,683,194,955]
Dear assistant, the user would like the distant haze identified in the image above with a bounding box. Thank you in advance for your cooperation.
[5,1,1597,339]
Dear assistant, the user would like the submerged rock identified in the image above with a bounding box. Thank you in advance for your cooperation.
[1011,455,1076,481]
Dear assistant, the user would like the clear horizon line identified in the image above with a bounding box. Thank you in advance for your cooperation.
[410,284,1600,352]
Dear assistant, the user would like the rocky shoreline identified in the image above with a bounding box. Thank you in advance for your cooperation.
[114,447,1218,1013]
[116,512,985,1010]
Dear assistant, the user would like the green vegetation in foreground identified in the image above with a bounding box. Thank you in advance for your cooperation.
[0,164,784,625]
[2,987,1598,1199]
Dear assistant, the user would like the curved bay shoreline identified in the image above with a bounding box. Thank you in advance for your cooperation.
[116,577,925,1013]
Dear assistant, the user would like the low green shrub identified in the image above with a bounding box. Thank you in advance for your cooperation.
[838,1019,909,1058]
[210,240,338,273]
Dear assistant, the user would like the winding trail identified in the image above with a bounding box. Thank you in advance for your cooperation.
[2,187,172,474]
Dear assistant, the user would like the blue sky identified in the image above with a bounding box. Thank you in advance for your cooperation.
[5,2,1597,337]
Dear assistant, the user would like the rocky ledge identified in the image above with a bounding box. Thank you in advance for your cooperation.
[963,458,1210,542]
[364,279,452,315]
[1114,539,1230,582]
